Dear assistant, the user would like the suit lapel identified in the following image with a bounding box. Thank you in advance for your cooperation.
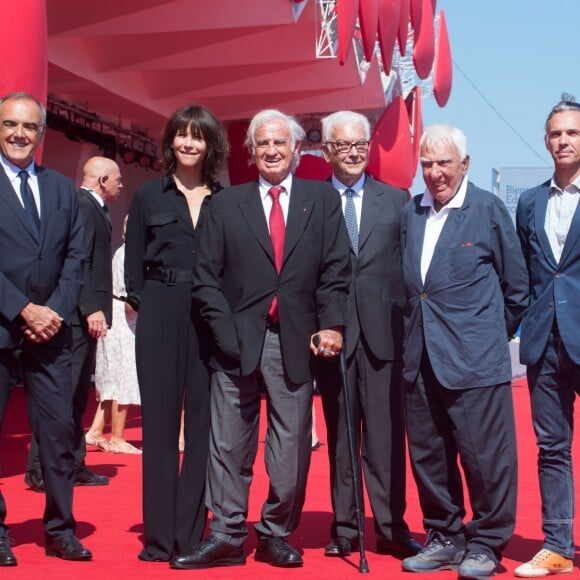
[238,182,274,263]
[534,183,558,267]
[82,188,112,234]
[0,164,40,243]
[559,196,580,265]
[284,179,314,268]
[358,176,384,251]
[37,165,56,246]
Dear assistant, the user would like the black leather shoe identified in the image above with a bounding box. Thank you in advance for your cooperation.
[170,535,245,569]
[0,537,17,567]
[24,470,45,493]
[74,466,109,486]
[377,536,423,558]
[324,536,358,557]
[255,536,303,567]
[45,535,92,560]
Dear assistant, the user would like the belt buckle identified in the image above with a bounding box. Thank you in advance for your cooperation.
[166,268,178,286]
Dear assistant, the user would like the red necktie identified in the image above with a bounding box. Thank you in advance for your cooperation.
[268,186,285,322]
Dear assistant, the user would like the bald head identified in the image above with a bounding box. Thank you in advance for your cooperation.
[81,156,123,202]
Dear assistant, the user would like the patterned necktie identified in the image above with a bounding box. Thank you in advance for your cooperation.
[18,170,40,239]
[268,186,285,322]
[344,188,358,255]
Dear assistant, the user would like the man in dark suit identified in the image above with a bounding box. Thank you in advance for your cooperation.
[514,96,580,578]
[316,110,420,559]
[0,91,92,564]
[25,156,122,491]
[171,109,351,570]
[400,124,528,579]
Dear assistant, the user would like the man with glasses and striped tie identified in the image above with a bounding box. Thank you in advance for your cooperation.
[317,111,420,561]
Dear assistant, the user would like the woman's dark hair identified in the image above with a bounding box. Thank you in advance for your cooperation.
[161,104,229,183]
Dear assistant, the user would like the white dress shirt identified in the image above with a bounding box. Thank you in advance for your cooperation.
[259,173,293,230]
[0,155,41,217]
[419,176,469,284]
[332,173,365,231]
[544,176,580,263]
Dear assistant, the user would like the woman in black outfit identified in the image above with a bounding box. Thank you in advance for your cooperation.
[124,105,228,562]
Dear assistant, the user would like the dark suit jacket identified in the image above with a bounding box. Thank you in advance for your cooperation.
[401,182,529,389]
[192,177,351,385]
[0,164,85,348]
[344,176,407,360]
[76,188,113,326]
[516,179,580,365]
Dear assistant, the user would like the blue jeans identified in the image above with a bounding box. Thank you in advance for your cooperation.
[527,331,580,559]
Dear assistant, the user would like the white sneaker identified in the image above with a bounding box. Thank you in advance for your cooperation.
[514,549,573,577]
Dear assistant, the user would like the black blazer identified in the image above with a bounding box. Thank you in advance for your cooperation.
[76,188,113,326]
[344,176,407,360]
[0,164,85,348]
[193,177,351,384]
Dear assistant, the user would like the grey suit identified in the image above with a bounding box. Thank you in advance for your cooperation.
[317,175,411,543]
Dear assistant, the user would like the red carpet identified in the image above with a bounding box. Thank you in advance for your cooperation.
[0,381,578,578]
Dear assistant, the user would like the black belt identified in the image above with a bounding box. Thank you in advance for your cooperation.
[145,267,193,285]
[266,318,280,333]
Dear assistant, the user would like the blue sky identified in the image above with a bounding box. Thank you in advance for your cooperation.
[410,0,580,194]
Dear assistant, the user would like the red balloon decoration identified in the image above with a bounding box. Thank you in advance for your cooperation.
[397,0,410,56]
[405,85,423,167]
[367,95,415,189]
[412,0,434,79]
[377,0,400,76]
[337,0,360,65]
[358,0,380,63]
[433,10,453,107]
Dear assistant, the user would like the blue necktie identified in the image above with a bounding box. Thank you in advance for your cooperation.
[18,170,40,239]
[344,188,358,255]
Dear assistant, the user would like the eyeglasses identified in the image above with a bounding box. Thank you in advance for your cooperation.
[325,140,369,154]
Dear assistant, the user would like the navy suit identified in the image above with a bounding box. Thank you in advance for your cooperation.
[516,179,580,558]
[401,183,528,561]
[0,162,85,542]
[517,180,580,365]
[27,187,113,473]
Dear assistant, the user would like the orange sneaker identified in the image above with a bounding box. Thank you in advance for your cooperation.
[514,549,573,577]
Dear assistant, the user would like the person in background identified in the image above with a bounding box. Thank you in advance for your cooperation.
[514,95,580,578]
[124,104,229,562]
[400,124,528,579]
[172,109,351,570]
[0,91,90,564]
[85,214,141,455]
[317,110,420,559]
[25,155,121,492]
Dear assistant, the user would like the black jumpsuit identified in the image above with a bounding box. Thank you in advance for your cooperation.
[125,174,213,561]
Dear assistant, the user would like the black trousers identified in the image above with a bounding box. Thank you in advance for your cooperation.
[136,280,210,561]
[405,352,517,562]
[27,319,94,472]
[0,339,76,542]
[317,335,410,543]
